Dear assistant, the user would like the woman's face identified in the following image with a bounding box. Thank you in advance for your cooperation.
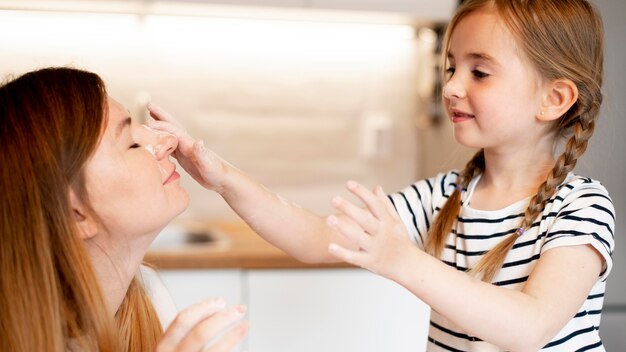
[84,97,189,244]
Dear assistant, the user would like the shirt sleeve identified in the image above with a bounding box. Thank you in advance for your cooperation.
[541,183,616,281]
[139,265,178,329]
[388,171,459,249]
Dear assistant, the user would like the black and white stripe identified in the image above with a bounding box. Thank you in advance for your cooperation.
[390,171,615,351]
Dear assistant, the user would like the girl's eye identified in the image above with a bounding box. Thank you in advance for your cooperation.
[445,67,455,80]
[472,70,489,79]
[130,143,141,149]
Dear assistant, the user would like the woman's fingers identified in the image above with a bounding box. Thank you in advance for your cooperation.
[158,299,248,352]
[175,305,247,352]
[158,298,226,351]
[206,321,249,352]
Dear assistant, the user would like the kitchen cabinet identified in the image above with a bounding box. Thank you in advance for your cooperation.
[157,268,430,352]
[157,269,247,351]
[247,269,430,352]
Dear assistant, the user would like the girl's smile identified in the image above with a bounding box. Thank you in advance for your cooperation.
[450,108,476,123]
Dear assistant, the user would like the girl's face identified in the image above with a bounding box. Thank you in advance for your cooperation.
[442,8,548,152]
[84,97,189,245]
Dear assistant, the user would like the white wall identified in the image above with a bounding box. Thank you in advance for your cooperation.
[583,0,626,304]
[584,0,626,350]
[0,9,436,221]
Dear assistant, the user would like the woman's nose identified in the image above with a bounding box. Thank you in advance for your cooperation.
[442,76,466,100]
[154,131,178,159]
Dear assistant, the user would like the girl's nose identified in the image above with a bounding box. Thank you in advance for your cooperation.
[442,76,466,100]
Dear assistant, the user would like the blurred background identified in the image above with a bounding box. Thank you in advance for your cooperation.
[0,0,623,350]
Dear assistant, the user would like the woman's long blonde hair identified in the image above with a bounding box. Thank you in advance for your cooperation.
[0,68,162,351]
[425,0,604,282]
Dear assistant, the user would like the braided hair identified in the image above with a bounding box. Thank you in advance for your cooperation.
[425,0,604,282]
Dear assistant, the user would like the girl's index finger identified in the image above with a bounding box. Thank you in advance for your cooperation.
[346,180,386,220]
[147,103,183,127]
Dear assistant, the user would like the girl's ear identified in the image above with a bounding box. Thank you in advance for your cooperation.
[538,78,579,122]
[69,190,98,240]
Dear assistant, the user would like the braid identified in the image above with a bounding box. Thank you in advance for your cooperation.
[425,150,485,257]
[472,114,596,282]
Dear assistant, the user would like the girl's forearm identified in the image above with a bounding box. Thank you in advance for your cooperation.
[392,249,549,351]
[216,165,346,263]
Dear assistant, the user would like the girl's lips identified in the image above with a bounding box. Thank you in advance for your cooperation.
[451,111,475,123]
[163,170,180,185]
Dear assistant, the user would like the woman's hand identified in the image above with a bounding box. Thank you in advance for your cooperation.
[326,181,415,279]
[147,103,230,192]
[157,298,248,352]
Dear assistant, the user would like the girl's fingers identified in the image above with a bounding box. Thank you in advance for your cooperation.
[206,321,249,352]
[147,103,184,127]
[147,120,190,142]
[327,214,371,251]
[375,186,401,220]
[176,305,247,352]
[158,298,227,351]
[330,196,378,234]
[346,181,386,220]
[328,243,368,268]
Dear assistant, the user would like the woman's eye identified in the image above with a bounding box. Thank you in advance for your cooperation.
[130,143,141,149]
[472,70,489,79]
[445,67,455,75]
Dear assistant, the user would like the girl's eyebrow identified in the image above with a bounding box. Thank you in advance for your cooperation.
[448,51,501,67]
[115,117,132,139]
[467,52,499,65]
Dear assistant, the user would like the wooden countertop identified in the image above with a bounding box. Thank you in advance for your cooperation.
[144,220,352,270]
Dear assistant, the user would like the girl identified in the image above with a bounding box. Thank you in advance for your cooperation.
[149,0,615,350]
[0,68,248,351]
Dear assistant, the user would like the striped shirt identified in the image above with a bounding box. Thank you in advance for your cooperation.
[389,171,615,351]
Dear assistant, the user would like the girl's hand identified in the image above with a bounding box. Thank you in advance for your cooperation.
[157,298,248,352]
[326,181,415,279]
[147,103,230,192]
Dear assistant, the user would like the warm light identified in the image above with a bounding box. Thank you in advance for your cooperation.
[0,7,418,72]
[418,27,437,43]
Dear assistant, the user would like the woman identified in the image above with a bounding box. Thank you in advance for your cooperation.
[0,67,247,351]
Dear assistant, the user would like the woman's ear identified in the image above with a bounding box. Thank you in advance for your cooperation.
[69,190,98,240]
[538,78,579,122]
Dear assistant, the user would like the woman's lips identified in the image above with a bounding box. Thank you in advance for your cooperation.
[163,170,180,185]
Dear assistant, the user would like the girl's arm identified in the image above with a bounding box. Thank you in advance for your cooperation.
[147,104,355,263]
[328,181,604,352]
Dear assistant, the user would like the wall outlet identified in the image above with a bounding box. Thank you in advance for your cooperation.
[360,111,393,159]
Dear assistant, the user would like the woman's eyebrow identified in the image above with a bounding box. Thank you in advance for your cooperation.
[115,117,132,139]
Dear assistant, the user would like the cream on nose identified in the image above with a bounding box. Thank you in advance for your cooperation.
[142,125,178,159]
[157,132,178,157]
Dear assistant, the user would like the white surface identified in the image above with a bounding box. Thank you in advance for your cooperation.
[158,269,244,310]
[158,269,247,351]
[247,269,430,352]
[157,268,431,352]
